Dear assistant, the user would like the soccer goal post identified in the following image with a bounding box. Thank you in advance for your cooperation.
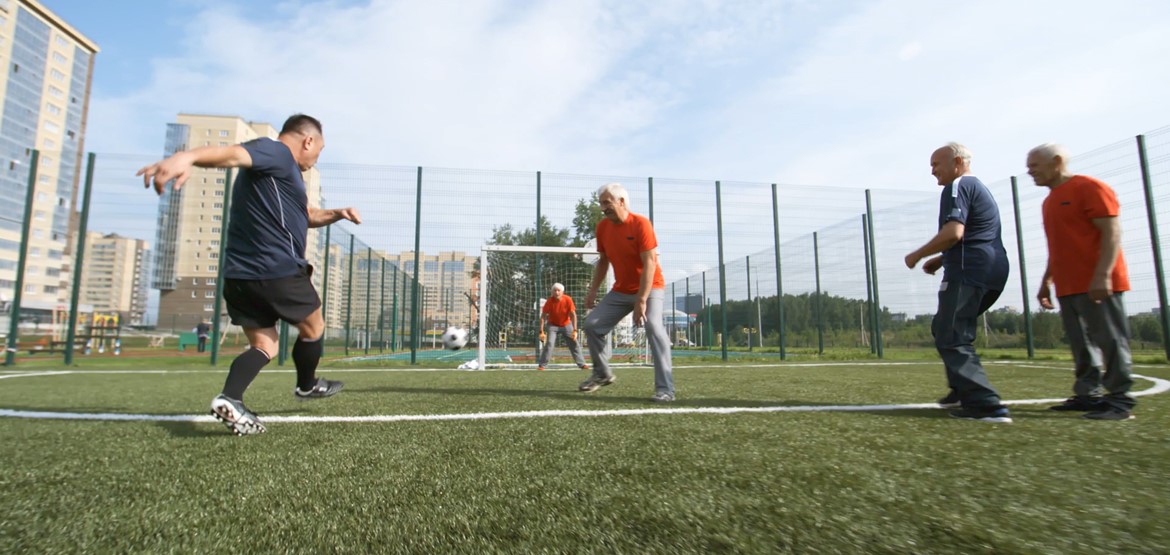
[477,245,649,370]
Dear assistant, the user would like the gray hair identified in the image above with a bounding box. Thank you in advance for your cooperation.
[596,182,629,205]
[552,282,564,292]
[942,142,973,164]
[1028,142,1070,163]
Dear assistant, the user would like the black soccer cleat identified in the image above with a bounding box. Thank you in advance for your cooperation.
[294,377,345,400]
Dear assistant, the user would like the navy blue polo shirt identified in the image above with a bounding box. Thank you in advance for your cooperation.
[221,138,310,280]
[938,176,1009,291]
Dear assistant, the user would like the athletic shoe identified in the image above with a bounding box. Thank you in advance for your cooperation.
[651,392,675,403]
[937,390,961,409]
[294,377,345,400]
[1049,396,1106,412]
[578,364,590,371]
[537,366,546,372]
[209,394,266,436]
[578,375,616,392]
[949,406,1012,423]
[1083,408,1134,421]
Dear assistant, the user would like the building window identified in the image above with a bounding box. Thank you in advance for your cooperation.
[51,51,67,64]
[204,303,214,311]
[208,265,217,272]
[49,69,65,82]
[30,247,41,257]
[213,202,222,209]
[44,121,60,133]
[205,291,215,298]
[191,291,196,298]
[209,252,218,259]
[206,278,216,285]
[43,138,56,149]
[214,190,224,197]
[219,130,229,137]
[43,285,58,294]
[212,215,221,222]
[25,284,37,293]
[48,85,64,98]
[55,35,69,47]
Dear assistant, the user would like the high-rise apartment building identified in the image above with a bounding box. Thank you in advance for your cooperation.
[79,232,150,325]
[387,251,478,332]
[152,114,322,331]
[0,0,97,313]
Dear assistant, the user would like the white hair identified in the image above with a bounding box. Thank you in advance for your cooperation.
[942,142,973,164]
[552,282,564,292]
[1028,142,1070,164]
[596,182,629,205]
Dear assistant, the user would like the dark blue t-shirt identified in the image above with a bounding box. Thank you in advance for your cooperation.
[221,138,309,280]
[938,176,1009,291]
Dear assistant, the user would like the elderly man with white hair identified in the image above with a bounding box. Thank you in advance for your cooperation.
[537,282,589,372]
[1027,142,1136,421]
[581,182,675,402]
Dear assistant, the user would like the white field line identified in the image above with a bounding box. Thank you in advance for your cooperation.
[0,366,1166,424]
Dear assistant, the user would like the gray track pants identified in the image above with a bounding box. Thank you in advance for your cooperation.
[583,289,674,395]
[538,323,586,367]
[1057,293,1136,410]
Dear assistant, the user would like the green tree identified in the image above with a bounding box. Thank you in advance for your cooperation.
[572,192,603,247]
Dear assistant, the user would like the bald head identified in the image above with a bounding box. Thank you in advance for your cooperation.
[929,142,973,186]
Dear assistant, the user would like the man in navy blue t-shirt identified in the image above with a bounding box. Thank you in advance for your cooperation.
[904,142,1011,423]
[138,114,361,435]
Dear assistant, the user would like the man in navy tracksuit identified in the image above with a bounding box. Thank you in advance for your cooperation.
[905,142,1012,423]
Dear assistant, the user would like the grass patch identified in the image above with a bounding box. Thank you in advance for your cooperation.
[1,361,1168,553]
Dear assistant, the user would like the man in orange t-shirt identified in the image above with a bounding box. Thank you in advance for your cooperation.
[1028,143,1135,420]
[537,283,588,371]
[580,182,674,402]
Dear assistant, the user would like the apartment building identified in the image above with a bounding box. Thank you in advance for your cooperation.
[0,0,97,314]
[79,232,149,325]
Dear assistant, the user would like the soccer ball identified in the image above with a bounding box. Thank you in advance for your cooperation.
[441,326,469,350]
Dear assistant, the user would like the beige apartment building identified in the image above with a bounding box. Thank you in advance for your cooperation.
[79,232,149,325]
[386,251,477,332]
[152,114,323,331]
[0,0,97,316]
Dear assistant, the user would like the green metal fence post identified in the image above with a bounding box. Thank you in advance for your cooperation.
[278,321,288,366]
[703,272,710,350]
[379,255,386,352]
[65,153,96,366]
[364,247,373,355]
[4,150,39,367]
[1009,177,1035,358]
[813,232,824,354]
[535,170,542,360]
[685,277,691,347]
[344,234,355,356]
[715,181,729,361]
[1135,135,1170,359]
[865,190,883,358]
[862,214,876,354]
[410,167,423,364]
[321,224,331,355]
[770,184,787,360]
[746,256,752,352]
[210,168,234,366]
[648,177,654,224]
[391,267,398,351]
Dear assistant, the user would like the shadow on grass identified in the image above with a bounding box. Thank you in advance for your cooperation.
[354,384,849,409]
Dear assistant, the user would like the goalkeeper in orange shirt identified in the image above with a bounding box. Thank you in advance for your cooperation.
[537,283,589,372]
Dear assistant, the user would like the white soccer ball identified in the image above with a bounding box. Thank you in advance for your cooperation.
[441,326,469,350]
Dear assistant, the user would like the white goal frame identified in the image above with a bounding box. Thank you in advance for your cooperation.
[477,244,605,370]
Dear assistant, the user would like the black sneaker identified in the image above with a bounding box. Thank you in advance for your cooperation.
[210,394,266,436]
[1083,408,1134,421]
[937,390,961,409]
[949,406,1012,423]
[1049,396,1105,412]
[579,375,616,392]
[294,377,345,400]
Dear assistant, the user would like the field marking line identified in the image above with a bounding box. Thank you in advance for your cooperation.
[0,370,1166,424]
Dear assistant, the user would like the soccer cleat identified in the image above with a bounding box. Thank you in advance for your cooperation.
[210,394,266,436]
[578,364,590,371]
[937,390,961,409]
[578,375,616,392]
[1049,396,1106,412]
[294,377,345,400]
[949,406,1012,423]
[651,392,675,403]
[1082,408,1134,421]
[537,366,546,372]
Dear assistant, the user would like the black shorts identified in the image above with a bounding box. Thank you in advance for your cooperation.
[223,266,321,329]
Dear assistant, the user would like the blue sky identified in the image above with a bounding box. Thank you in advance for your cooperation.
[46,0,1170,186]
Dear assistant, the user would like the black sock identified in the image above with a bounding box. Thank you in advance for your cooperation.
[222,348,271,401]
[293,336,323,391]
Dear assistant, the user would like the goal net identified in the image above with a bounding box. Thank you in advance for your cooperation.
[476,245,649,369]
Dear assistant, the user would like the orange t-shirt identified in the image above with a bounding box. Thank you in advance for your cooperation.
[542,294,576,327]
[596,212,665,294]
[1041,175,1130,296]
